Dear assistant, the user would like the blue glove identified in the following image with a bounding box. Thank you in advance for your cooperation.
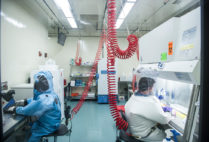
[162,106,172,112]
[158,95,164,100]
[170,129,180,142]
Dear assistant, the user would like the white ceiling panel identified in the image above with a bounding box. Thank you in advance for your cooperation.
[15,0,200,37]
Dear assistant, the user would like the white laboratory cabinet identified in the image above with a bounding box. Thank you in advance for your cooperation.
[97,58,118,103]
[137,7,201,142]
[11,83,33,101]
[139,7,200,63]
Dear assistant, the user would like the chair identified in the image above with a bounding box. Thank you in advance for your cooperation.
[116,110,142,142]
[41,124,70,142]
[41,105,72,142]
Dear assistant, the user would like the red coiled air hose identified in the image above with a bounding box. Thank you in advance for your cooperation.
[75,41,82,66]
[107,0,139,60]
[71,0,139,131]
[71,31,105,118]
[106,0,140,130]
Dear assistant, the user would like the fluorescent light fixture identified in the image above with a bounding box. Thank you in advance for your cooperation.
[116,1,136,29]
[127,0,136,2]
[54,0,70,10]
[54,0,78,28]
[62,6,73,18]
[118,2,134,19]
[116,19,124,29]
[67,18,78,28]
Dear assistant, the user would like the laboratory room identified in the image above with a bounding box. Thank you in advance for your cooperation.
[1,0,209,142]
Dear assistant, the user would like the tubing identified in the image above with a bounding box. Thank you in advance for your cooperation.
[71,30,105,117]
[70,1,139,131]
[75,41,82,66]
[106,0,128,130]
[106,0,138,60]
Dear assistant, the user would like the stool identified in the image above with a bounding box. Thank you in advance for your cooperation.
[41,124,69,142]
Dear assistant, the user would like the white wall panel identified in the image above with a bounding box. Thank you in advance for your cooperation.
[1,0,61,87]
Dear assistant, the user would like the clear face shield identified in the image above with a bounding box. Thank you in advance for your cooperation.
[34,75,49,92]
[135,67,159,95]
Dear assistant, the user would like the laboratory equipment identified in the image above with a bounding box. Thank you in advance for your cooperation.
[1,86,27,141]
[136,7,200,142]
[11,83,33,101]
[97,58,118,103]
[2,90,16,111]
[136,61,200,141]
[163,129,174,142]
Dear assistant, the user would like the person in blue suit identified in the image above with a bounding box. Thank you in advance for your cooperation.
[7,71,61,142]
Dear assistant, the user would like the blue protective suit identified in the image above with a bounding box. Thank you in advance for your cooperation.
[16,71,61,142]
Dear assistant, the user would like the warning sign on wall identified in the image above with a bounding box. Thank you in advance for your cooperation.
[168,42,173,55]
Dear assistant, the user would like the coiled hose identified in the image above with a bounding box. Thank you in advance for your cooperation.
[71,1,139,131]
[71,31,105,119]
[107,0,139,130]
[75,41,82,66]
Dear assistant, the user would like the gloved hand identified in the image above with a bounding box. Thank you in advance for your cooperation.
[15,99,28,106]
[170,129,180,142]
[162,106,172,112]
[3,106,16,114]
[158,95,164,100]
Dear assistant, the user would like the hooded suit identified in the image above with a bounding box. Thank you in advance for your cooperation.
[16,71,61,142]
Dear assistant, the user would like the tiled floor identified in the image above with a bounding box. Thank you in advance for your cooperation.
[51,100,125,142]
[5,100,125,142]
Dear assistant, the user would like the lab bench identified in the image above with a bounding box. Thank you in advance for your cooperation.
[3,113,27,141]
[169,117,185,134]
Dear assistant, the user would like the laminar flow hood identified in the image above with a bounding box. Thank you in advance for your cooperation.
[136,60,200,85]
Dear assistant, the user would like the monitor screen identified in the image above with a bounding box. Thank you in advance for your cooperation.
[58,32,66,46]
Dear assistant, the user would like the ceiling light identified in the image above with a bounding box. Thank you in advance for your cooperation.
[62,7,73,18]
[118,2,135,19]
[127,0,136,2]
[54,0,72,17]
[54,0,70,10]
[67,18,78,28]
[116,19,124,29]
[53,0,78,28]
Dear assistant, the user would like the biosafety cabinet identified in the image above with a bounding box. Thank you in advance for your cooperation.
[139,7,200,63]
[137,7,200,142]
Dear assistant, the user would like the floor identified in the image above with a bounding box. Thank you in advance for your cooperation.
[48,100,126,142]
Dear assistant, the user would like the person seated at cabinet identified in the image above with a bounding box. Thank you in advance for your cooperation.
[6,71,61,142]
[125,77,172,142]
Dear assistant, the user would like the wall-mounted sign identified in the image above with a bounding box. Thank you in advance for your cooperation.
[161,52,167,61]
[168,41,173,55]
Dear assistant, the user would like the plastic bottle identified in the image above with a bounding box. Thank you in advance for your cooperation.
[163,129,174,142]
